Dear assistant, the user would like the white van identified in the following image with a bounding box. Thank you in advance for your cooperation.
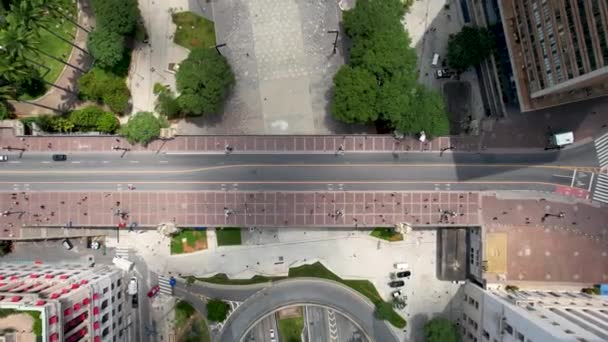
[394,262,409,270]
[432,53,440,66]
[127,277,138,295]
[112,257,134,272]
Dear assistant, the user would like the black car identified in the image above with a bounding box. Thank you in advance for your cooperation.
[131,294,138,308]
[52,154,67,161]
[388,280,405,288]
[396,271,411,278]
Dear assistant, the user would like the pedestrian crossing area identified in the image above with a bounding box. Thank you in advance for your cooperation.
[115,247,130,259]
[158,275,173,296]
[594,132,608,168]
[592,174,608,204]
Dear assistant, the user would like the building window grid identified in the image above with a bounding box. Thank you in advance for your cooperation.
[591,0,608,64]
[577,0,597,69]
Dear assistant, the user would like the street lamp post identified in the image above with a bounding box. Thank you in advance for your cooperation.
[327,30,339,54]
[215,43,227,56]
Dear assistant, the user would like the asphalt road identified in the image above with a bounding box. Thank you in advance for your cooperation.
[218,279,397,342]
[0,144,599,192]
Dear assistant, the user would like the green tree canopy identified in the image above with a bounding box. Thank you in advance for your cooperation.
[175,47,234,116]
[349,27,417,84]
[206,299,229,322]
[343,0,405,40]
[78,68,131,113]
[95,111,120,133]
[87,28,125,69]
[447,26,494,72]
[69,106,104,131]
[331,0,449,135]
[330,66,378,124]
[91,0,139,35]
[424,317,460,342]
[119,111,161,145]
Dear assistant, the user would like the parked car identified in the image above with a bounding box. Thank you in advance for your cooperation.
[388,280,405,288]
[396,271,411,278]
[131,294,138,308]
[391,290,402,298]
[435,68,453,79]
[147,285,160,298]
[62,239,73,250]
[394,262,409,270]
[127,277,138,296]
[52,154,67,161]
[0,155,7,161]
[270,328,276,342]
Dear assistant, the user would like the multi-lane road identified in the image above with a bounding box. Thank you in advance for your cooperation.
[0,143,600,193]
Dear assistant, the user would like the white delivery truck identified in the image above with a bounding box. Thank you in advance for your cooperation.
[112,257,134,272]
[547,131,574,149]
[127,277,138,295]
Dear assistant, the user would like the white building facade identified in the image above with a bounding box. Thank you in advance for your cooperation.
[463,283,608,342]
[0,263,130,342]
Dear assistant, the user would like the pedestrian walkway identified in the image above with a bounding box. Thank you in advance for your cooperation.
[0,127,481,154]
[592,174,608,204]
[157,275,174,296]
[594,132,608,168]
[0,191,482,238]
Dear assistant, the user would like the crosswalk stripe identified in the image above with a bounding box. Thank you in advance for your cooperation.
[596,133,608,144]
[592,174,608,203]
[115,247,130,258]
[157,275,173,295]
[596,144,608,157]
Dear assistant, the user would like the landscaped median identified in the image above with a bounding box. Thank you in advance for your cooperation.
[170,229,208,255]
[174,300,211,342]
[186,262,406,328]
[370,227,403,241]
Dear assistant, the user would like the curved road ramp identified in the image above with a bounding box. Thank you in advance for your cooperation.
[218,278,398,342]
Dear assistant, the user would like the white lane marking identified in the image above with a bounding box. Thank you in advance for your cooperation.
[159,160,168,163]
[129,160,140,163]
[588,172,595,192]
[102,161,110,164]
[41,161,50,164]
[71,161,81,164]
[570,169,577,187]
[8,161,20,164]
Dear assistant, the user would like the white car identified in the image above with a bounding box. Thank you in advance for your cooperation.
[127,277,138,296]
[270,328,276,342]
[0,155,7,161]
[392,290,402,298]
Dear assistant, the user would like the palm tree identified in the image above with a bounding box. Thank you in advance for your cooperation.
[32,0,91,34]
[7,0,91,56]
[0,25,86,73]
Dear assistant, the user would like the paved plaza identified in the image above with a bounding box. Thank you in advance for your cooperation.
[178,0,349,134]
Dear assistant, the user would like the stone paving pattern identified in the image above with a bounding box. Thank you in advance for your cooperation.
[482,196,608,284]
[2,190,607,284]
[0,191,481,233]
[0,128,480,153]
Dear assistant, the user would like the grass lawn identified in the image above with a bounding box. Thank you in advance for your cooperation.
[195,273,283,285]
[172,11,216,50]
[216,227,242,246]
[278,317,304,342]
[171,230,208,254]
[370,228,403,241]
[175,300,196,330]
